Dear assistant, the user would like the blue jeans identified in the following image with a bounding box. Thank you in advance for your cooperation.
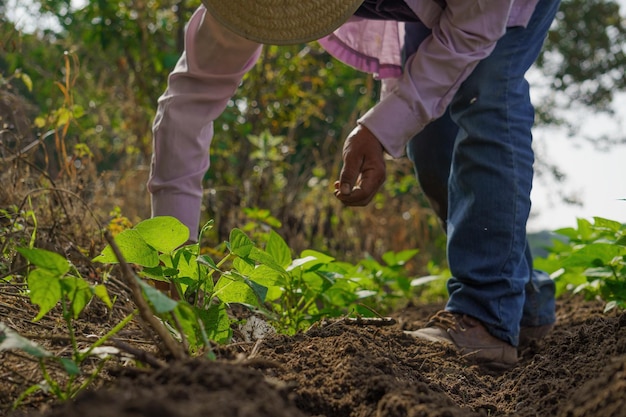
[406,0,560,346]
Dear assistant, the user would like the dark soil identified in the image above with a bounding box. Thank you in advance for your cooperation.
[4,294,626,417]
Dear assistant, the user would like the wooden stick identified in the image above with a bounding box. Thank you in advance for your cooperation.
[104,231,186,361]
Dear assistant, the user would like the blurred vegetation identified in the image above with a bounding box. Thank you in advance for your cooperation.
[535,217,626,312]
[1,0,625,274]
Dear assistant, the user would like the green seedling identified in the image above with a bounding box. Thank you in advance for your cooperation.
[535,216,626,312]
[11,247,128,405]
[96,216,423,338]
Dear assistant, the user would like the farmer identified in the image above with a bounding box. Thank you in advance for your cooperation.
[148,0,560,369]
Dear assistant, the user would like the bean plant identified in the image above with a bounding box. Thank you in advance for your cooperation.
[95,216,421,338]
[535,216,626,312]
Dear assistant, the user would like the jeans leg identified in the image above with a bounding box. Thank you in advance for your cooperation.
[406,110,457,228]
[523,245,557,327]
[444,0,561,346]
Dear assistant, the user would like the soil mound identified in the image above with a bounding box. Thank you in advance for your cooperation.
[10,295,626,417]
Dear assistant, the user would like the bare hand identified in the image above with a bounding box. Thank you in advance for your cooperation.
[334,125,386,206]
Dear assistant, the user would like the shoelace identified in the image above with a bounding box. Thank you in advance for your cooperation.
[427,311,467,331]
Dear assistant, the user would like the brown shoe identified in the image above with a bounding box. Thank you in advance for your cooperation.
[405,311,518,369]
[519,323,554,348]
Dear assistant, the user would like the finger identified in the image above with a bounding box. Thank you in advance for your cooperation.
[337,151,364,196]
[336,187,373,206]
[336,170,382,206]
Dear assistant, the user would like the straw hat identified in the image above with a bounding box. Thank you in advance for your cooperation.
[201,0,365,45]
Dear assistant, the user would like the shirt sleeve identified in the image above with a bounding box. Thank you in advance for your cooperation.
[358,0,516,158]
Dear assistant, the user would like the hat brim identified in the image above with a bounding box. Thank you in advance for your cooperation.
[201,0,364,45]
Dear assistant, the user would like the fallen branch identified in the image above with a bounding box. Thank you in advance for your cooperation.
[104,231,186,361]
[340,317,397,326]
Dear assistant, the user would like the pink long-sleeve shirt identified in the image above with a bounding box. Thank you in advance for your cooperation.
[320,0,539,157]
[150,0,540,238]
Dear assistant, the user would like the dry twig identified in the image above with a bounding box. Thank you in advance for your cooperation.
[103,231,186,361]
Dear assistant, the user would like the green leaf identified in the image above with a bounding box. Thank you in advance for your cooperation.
[248,264,282,287]
[576,218,594,240]
[288,250,335,271]
[229,229,254,257]
[171,303,201,351]
[554,227,579,240]
[55,107,72,127]
[359,257,384,272]
[140,265,166,281]
[94,229,159,267]
[20,73,33,92]
[247,265,283,301]
[136,278,179,313]
[27,269,63,321]
[172,252,201,281]
[382,249,419,266]
[563,243,626,268]
[247,247,286,273]
[197,254,218,270]
[533,257,564,275]
[135,216,189,253]
[302,271,327,294]
[58,358,80,376]
[17,247,69,275]
[245,278,268,303]
[266,230,292,268]
[0,322,51,358]
[60,277,93,319]
[71,105,85,119]
[301,249,335,264]
[592,217,623,233]
[604,279,626,300]
[93,284,113,308]
[197,303,232,344]
[233,257,254,275]
[215,273,263,306]
[583,267,615,279]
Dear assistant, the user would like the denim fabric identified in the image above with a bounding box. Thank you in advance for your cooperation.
[405,0,560,346]
[355,0,420,21]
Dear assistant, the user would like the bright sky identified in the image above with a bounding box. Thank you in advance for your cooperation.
[528,112,626,232]
[7,0,626,232]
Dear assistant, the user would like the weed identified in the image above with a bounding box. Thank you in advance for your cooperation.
[5,246,127,406]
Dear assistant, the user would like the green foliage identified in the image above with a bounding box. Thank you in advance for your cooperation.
[535,217,626,312]
[0,69,32,92]
[96,216,422,339]
[9,247,133,405]
[18,247,112,320]
[539,0,626,110]
[409,261,451,304]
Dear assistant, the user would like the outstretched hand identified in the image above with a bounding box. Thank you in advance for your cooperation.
[334,125,386,206]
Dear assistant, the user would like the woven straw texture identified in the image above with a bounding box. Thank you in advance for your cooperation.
[201,0,364,45]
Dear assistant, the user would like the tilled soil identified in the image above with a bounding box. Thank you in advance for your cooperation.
[6,294,626,417]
